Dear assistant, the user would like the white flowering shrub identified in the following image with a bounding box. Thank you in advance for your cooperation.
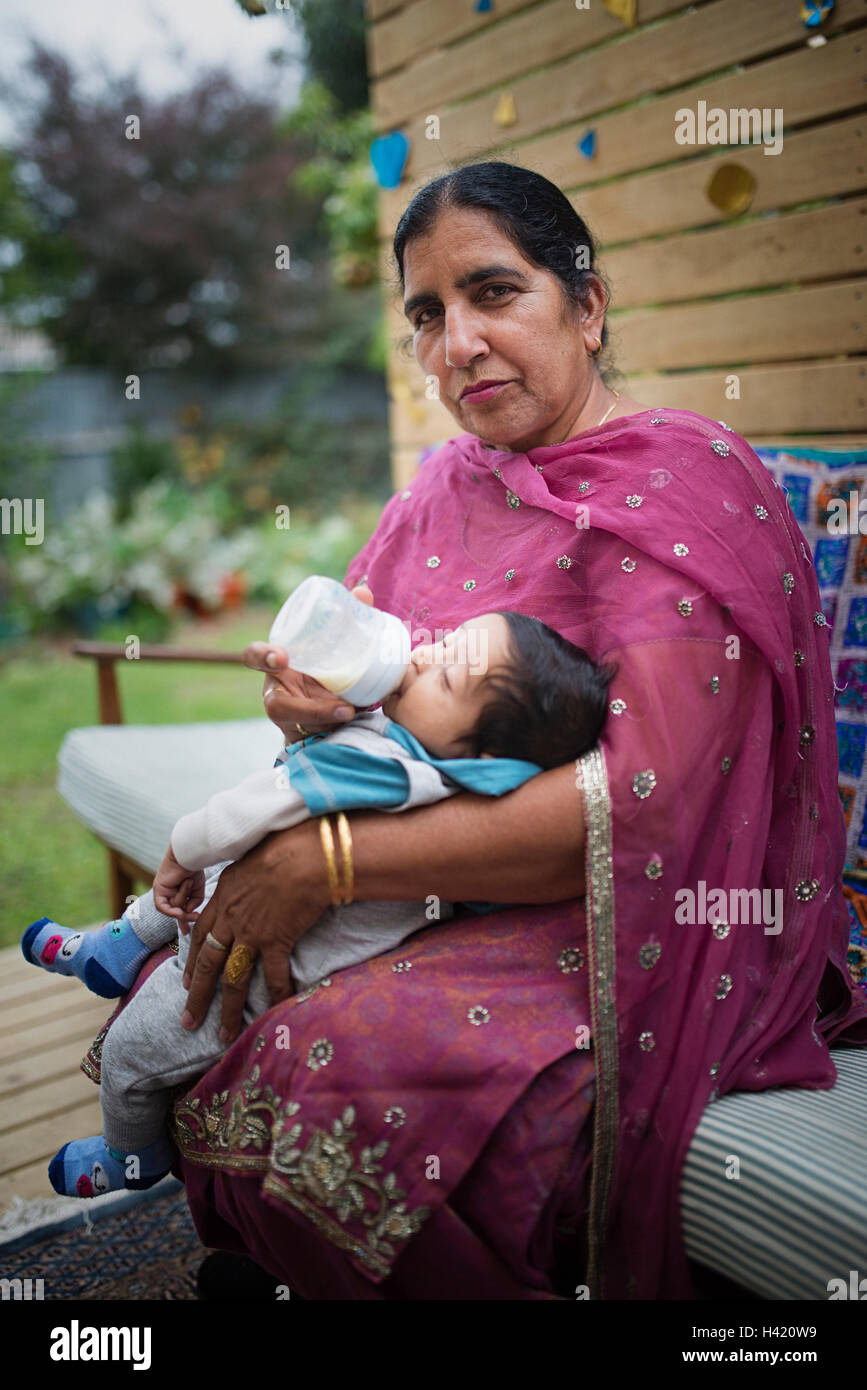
[4,479,382,638]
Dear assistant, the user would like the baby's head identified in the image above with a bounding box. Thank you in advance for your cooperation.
[380,612,615,766]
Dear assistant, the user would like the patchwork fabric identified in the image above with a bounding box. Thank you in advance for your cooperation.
[754,447,867,878]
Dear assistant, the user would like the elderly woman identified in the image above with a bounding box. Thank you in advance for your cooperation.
[104,161,865,1300]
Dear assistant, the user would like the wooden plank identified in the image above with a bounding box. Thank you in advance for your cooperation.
[601,198,867,310]
[576,113,867,247]
[620,359,867,435]
[391,446,424,491]
[367,0,412,23]
[0,955,52,985]
[370,0,535,78]
[0,1158,98,1210]
[1,955,68,988]
[387,390,450,451]
[0,1004,109,1063]
[0,1156,72,1206]
[378,186,867,335]
[371,0,861,157]
[377,256,867,449]
[370,0,684,96]
[376,32,865,237]
[386,360,867,447]
[0,1162,80,1208]
[0,1098,105,1176]
[0,1070,98,1133]
[516,30,866,205]
[0,969,85,1009]
[0,989,110,1043]
[0,1033,107,1096]
[613,279,867,373]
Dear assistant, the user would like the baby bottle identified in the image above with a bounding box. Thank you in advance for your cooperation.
[268,575,411,708]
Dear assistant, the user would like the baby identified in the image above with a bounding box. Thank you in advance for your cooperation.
[22,608,613,1198]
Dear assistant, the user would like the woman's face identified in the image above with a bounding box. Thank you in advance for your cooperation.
[402,206,607,452]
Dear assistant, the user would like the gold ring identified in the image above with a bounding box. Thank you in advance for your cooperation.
[295,721,312,737]
[224,943,255,985]
[205,931,228,953]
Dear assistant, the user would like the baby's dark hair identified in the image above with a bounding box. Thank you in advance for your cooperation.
[466,612,616,768]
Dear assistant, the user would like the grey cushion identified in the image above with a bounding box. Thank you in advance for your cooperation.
[682,1046,867,1299]
[57,718,279,873]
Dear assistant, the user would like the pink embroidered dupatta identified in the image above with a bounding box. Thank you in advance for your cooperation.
[345,405,867,1298]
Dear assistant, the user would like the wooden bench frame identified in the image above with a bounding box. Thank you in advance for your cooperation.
[72,641,246,920]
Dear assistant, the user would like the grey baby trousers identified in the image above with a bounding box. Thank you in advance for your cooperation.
[98,860,450,1152]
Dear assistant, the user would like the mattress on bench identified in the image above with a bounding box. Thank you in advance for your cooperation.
[57,718,280,873]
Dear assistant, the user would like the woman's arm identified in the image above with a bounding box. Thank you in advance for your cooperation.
[344,760,586,905]
[182,760,586,1042]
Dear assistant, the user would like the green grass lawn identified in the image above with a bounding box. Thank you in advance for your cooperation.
[0,605,279,948]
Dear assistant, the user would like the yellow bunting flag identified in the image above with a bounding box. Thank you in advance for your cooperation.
[705,163,757,218]
[603,0,638,26]
[493,91,517,128]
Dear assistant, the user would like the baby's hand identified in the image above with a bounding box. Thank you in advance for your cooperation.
[153,846,206,932]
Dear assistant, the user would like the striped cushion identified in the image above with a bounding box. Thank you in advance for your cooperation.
[57,718,280,873]
[682,1048,867,1299]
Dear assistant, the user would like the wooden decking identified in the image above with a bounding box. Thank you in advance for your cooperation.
[0,940,108,1212]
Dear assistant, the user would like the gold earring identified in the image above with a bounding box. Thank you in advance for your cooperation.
[588,336,603,359]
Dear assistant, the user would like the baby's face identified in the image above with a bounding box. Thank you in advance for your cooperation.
[380,613,511,759]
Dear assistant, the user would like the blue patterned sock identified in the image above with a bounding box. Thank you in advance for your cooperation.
[21,915,155,998]
[48,1134,175,1197]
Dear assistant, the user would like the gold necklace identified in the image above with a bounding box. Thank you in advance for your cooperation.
[596,388,620,429]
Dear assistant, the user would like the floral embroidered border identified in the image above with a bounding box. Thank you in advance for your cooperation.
[576,745,619,1299]
[171,1050,431,1281]
[80,1020,109,1083]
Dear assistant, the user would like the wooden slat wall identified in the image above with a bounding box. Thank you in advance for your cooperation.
[365,0,867,488]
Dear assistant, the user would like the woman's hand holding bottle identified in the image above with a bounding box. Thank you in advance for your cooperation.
[244,583,374,739]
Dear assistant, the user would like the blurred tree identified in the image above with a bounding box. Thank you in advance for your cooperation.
[235,0,369,114]
[237,1,384,354]
[0,150,80,321]
[0,44,327,369]
[283,80,379,293]
[287,0,369,114]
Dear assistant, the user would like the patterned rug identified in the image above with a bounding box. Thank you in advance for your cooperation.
[0,1183,208,1300]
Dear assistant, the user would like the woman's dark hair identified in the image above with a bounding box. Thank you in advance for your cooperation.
[391,159,614,372]
[466,611,616,768]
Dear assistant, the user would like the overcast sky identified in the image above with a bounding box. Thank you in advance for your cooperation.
[0,0,305,139]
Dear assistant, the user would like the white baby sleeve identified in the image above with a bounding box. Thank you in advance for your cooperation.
[170,764,311,871]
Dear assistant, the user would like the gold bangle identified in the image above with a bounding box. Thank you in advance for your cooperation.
[335,811,354,906]
[319,815,341,905]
